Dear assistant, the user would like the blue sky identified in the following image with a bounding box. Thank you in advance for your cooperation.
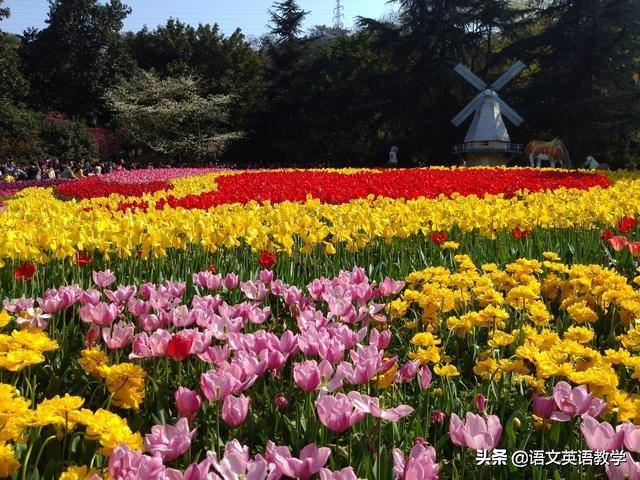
[2,0,393,37]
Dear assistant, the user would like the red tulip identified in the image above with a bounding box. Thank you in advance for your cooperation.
[600,229,614,241]
[259,250,277,269]
[617,216,637,233]
[107,168,611,212]
[76,251,93,266]
[512,227,531,240]
[14,263,36,281]
[431,232,447,245]
[206,264,217,274]
[166,335,193,361]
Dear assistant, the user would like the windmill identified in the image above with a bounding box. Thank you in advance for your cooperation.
[451,61,526,166]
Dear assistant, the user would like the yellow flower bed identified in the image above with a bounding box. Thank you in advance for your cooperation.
[0,169,639,266]
[398,253,640,424]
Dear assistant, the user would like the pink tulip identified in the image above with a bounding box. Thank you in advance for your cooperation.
[208,441,269,480]
[580,416,624,451]
[175,387,202,420]
[369,328,392,349]
[342,345,394,385]
[109,444,166,479]
[221,394,250,427]
[629,242,640,257]
[347,391,414,422]
[165,459,211,480]
[378,277,405,296]
[129,330,171,359]
[193,271,223,291]
[586,396,607,418]
[449,412,503,451]
[606,452,640,480]
[608,236,629,252]
[270,442,331,479]
[241,281,269,301]
[200,369,241,402]
[144,418,195,461]
[393,442,440,480]
[16,307,51,330]
[3,297,34,313]
[79,302,120,326]
[419,365,432,389]
[315,393,366,433]
[171,305,196,328]
[396,360,420,384]
[319,467,363,480]
[551,381,593,421]
[617,422,640,453]
[294,360,333,392]
[259,269,274,285]
[38,291,66,314]
[224,273,239,290]
[105,285,137,305]
[101,321,134,349]
[163,280,186,299]
[58,285,83,307]
[532,395,556,419]
[81,289,101,306]
[93,269,116,288]
[317,338,347,364]
[128,298,150,317]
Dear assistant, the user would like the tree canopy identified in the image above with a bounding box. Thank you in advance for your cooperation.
[0,0,638,167]
[105,70,242,162]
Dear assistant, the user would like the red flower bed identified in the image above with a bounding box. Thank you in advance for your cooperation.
[152,168,610,210]
[57,176,171,199]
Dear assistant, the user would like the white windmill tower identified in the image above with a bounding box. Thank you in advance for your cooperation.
[451,61,526,166]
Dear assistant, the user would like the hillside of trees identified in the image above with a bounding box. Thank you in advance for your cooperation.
[0,0,639,168]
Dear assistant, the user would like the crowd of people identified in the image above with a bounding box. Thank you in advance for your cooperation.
[0,158,180,182]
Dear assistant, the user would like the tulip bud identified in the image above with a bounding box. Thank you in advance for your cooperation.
[430,409,446,425]
[274,393,289,411]
[434,388,443,397]
[474,394,487,413]
[513,417,522,429]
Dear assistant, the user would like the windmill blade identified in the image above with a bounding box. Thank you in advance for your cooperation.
[498,98,524,126]
[454,64,487,91]
[451,92,485,127]
[491,61,526,91]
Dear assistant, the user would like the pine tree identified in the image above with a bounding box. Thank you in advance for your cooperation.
[0,0,9,22]
[251,0,310,164]
[268,0,308,45]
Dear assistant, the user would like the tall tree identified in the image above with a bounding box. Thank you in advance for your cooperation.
[505,0,640,166]
[250,0,310,164]
[268,0,308,44]
[0,0,9,21]
[0,1,28,102]
[105,70,242,162]
[20,0,133,121]
[125,20,266,122]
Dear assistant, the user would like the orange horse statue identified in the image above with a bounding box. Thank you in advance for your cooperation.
[525,138,571,168]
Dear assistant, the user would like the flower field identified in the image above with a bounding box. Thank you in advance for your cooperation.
[3,167,640,479]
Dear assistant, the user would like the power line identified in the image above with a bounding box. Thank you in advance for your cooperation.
[333,0,344,29]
